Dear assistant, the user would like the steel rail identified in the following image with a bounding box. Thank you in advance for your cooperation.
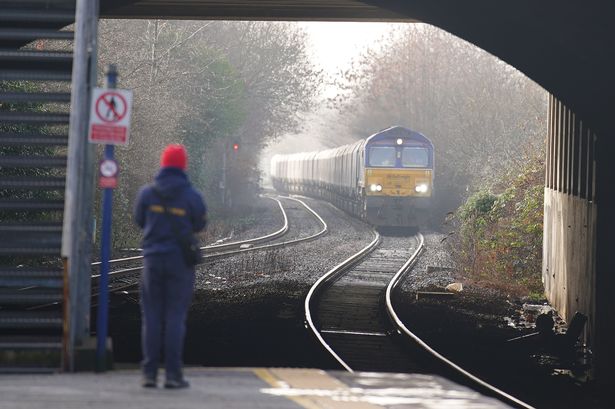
[30,195,320,310]
[304,229,381,372]
[91,195,327,280]
[88,195,328,305]
[91,195,289,268]
[385,233,535,409]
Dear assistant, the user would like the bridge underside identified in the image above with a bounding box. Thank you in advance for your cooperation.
[100,1,614,141]
[100,0,412,21]
[96,0,615,384]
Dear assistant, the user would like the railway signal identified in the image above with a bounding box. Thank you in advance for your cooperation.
[232,142,239,151]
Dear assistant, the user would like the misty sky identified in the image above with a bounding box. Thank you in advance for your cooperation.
[261,22,398,173]
[299,22,396,82]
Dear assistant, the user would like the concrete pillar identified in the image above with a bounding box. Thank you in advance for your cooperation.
[62,0,99,371]
[542,96,615,384]
[593,117,615,384]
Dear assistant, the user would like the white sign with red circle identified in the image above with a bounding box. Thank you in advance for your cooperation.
[98,158,119,189]
[88,88,133,145]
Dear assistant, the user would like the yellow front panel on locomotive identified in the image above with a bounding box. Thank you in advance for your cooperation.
[365,168,432,197]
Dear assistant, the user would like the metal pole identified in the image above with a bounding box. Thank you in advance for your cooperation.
[62,0,99,372]
[96,65,118,372]
[221,143,227,206]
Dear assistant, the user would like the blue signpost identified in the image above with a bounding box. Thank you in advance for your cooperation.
[88,63,132,371]
[96,65,118,371]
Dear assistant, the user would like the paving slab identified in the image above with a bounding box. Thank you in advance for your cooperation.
[0,367,511,409]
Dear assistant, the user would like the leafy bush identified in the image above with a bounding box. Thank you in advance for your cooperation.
[452,154,544,296]
[458,191,497,221]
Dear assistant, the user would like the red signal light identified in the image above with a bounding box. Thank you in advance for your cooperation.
[232,143,239,151]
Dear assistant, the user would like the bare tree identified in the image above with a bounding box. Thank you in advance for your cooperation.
[95,20,321,247]
[330,24,547,220]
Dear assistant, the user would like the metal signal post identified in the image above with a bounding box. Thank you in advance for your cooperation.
[96,65,118,371]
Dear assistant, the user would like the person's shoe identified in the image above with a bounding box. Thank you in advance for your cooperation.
[141,376,157,388]
[164,378,190,389]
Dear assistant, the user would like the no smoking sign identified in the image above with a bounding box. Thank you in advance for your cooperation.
[88,88,133,145]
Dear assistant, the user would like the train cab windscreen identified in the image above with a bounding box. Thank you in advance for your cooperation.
[402,147,429,168]
[368,146,396,167]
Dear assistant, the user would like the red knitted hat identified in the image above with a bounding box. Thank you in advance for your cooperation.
[160,144,188,170]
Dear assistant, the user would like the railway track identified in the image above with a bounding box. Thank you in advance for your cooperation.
[27,195,327,310]
[99,195,325,289]
[91,195,289,276]
[306,230,534,409]
[91,195,326,280]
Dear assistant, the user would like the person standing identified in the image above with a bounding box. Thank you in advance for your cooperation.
[134,144,207,389]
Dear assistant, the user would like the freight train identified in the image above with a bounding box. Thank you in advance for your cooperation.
[270,126,434,227]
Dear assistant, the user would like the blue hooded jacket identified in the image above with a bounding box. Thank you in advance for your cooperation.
[134,167,207,257]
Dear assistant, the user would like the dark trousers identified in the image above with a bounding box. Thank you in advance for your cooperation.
[140,250,195,381]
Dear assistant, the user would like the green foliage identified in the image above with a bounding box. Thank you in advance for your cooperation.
[458,191,497,221]
[96,21,320,250]
[181,51,247,197]
[454,153,545,296]
[331,24,547,223]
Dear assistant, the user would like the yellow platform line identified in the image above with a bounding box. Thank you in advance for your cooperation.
[254,368,381,409]
[254,368,322,409]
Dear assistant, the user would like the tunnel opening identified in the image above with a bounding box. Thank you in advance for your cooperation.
[86,17,606,407]
[2,1,613,407]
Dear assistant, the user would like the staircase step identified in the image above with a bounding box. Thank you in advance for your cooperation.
[0,222,63,234]
[0,70,71,82]
[0,9,74,24]
[0,132,68,146]
[0,232,62,256]
[0,247,61,256]
[0,176,66,189]
[0,335,62,372]
[0,155,67,167]
[0,289,62,305]
[0,112,69,124]
[0,225,63,254]
[0,336,62,350]
[0,199,64,211]
[0,268,63,288]
[0,312,63,328]
[0,92,71,103]
[0,367,58,374]
[0,49,72,61]
[0,28,74,41]
[0,0,77,375]
[0,0,75,6]
[0,50,73,75]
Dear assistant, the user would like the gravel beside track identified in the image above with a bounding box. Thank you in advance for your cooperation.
[398,231,456,292]
[207,195,285,245]
[391,232,608,409]
[193,196,373,293]
[103,196,609,408]
[109,195,375,367]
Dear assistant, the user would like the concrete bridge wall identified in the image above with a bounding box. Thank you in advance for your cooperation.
[543,95,614,380]
[99,0,615,383]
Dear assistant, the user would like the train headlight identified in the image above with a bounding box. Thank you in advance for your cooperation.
[370,184,383,192]
[396,138,403,145]
[415,183,429,193]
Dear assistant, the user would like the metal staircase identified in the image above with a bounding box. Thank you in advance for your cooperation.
[0,0,77,372]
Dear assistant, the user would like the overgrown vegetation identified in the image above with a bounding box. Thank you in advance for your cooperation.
[328,24,547,221]
[94,20,321,249]
[451,152,545,297]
